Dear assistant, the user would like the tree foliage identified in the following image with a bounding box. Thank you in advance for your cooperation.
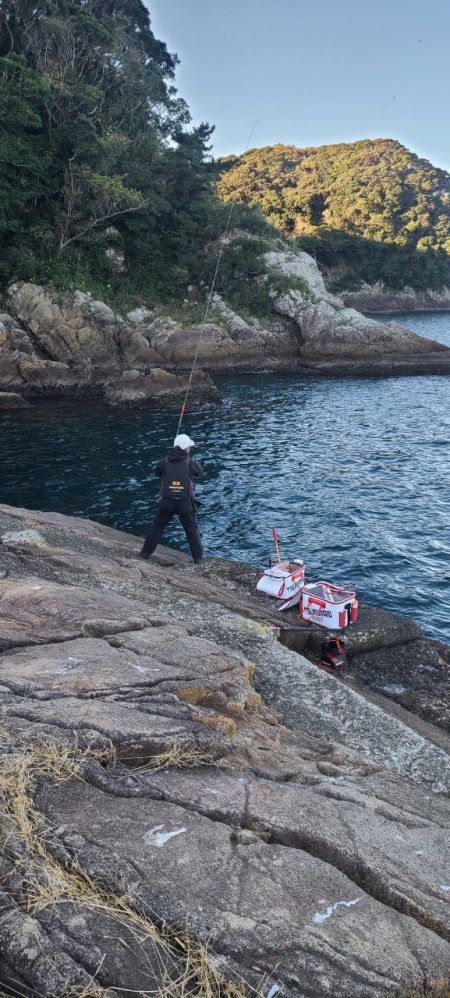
[5,0,445,306]
[216,140,450,289]
[0,0,264,303]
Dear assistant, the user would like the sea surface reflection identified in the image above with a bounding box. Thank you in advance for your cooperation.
[1,311,449,641]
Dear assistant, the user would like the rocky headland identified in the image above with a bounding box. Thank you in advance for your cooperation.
[339,282,450,315]
[1,246,450,411]
[0,502,449,997]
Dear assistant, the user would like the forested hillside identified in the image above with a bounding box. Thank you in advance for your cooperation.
[3,0,449,304]
[0,0,272,306]
[216,141,450,290]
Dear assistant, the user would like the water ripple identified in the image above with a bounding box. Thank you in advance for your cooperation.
[1,312,450,640]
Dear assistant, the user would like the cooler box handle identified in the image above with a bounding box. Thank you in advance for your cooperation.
[305,595,327,609]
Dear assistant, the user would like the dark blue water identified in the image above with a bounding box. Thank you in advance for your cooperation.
[1,311,449,641]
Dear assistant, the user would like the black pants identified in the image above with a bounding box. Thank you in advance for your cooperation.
[142,498,203,562]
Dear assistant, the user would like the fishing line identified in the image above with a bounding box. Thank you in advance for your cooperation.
[175,121,259,437]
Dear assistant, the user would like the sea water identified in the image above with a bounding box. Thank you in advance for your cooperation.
[1,312,449,641]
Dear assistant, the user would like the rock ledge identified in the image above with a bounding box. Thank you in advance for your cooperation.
[0,503,449,996]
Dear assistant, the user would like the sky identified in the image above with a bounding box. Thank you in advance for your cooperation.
[149,0,450,172]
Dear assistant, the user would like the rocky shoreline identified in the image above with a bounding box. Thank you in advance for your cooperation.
[339,282,450,315]
[1,247,450,412]
[0,502,449,997]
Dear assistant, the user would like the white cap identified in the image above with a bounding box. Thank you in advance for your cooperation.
[174,433,195,450]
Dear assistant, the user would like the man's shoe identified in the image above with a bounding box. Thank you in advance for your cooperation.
[139,549,150,560]
[193,558,203,565]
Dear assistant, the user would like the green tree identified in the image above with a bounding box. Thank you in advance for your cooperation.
[0,54,53,280]
[216,139,450,290]
[0,0,284,307]
[0,0,235,298]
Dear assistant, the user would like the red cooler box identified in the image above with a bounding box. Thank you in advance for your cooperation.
[300,582,358,630]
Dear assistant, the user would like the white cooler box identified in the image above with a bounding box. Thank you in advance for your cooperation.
[257,561,305,601]
[300,581,358,630]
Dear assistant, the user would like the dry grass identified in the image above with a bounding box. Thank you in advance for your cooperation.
[120,742,213,773]
[0,731,265,998]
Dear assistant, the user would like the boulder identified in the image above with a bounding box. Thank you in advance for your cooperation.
[267,249,450,361]
[211,292,300,360]
[0,311,35,355]
[0,312,36,389]
[266,247,330,298]
[116,325,162,368]
[2,285,220,404]
[104,366,221,407]
[17,356,93,394]
[145,317,240,363]
[126,306,156,324]
[132,299,300,374]
[0,391,31,409]
[7,283,122,369]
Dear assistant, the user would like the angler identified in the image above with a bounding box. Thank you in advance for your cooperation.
[140,434,203,564]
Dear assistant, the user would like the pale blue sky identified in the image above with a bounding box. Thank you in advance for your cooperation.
[149,0,450,171]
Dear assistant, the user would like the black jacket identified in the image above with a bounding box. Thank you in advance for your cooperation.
[155,447,203,499]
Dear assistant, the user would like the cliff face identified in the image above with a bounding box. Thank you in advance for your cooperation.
[0,504,449,997]
[1,244,450,410]
[0,284,220,408]
[265,249,450,372]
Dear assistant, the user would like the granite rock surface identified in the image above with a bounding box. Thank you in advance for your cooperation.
[339,281,450,314]
[2,242,450,409]
[0,284,220,407]
[0,502,449,997]
[266,249,450,374]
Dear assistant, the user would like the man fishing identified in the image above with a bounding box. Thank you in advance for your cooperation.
[140,433,203,564]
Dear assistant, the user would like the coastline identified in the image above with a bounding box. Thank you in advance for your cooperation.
[2,259,450,411]
[366,306,450,315]
[2,345,450,414]
[340,284,450,315]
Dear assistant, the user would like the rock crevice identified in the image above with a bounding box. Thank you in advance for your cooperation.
[0,503,449,996]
